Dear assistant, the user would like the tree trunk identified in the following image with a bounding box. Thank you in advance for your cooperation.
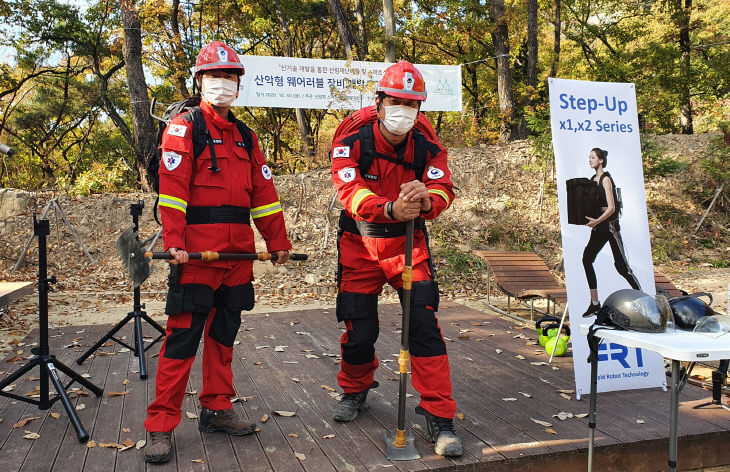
[171,0,190,97]
[354,0,368,60]
[383,0,396,62]
[490,0,516,141]
[274,0,315,157]
[527,0,538,89]
[550,0,561,77]
[678,0,693,134]
[121,0,157,189]
[327,0,354,60]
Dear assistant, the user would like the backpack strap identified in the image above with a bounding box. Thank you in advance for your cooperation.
[357,124,434,181]
[235,120,254,158]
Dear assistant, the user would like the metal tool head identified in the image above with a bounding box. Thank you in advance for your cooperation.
[382,429,420,461]
[115,225,152,287]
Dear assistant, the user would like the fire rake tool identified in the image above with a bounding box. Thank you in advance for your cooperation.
[382,219,421,461]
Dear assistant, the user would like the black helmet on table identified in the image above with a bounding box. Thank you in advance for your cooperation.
[668,293,715,331]
[595,289,672,333]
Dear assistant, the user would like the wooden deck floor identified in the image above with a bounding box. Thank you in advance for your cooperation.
[1,301,730,472]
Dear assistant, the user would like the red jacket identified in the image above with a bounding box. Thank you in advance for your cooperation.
[331,122,454,223]
[158,101,291,268]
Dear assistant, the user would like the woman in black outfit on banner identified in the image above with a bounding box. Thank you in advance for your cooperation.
[581,147,642,318]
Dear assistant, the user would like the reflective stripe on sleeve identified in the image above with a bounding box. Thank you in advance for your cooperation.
[159,194,188,214]
[428,189,450,206]
[251,201,282,219]
[351,188,376,217]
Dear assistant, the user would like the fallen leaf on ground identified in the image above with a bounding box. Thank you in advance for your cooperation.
[274,411,296,417]
[556,389,574,394]
[255,345,270,350]
[560,393,572,400]
[291,378,300,382]
[553,412,573,421]
[637,419,645,424]
[81,374,92,378]
[23,431,40,440]
[274,346,287,352]
[108,391,131,397]
[531,418,552,427]
[456,412,465,420]
[253,361,262,365]
[87,440,97,448]
[186,411,198,419]
[76,404,86,411]
[575,413,589,418]
[261,414,269,423]
[99,442,123,449]
[12,417,40,429]
[288,433,299,438]
[283,361,299,364]
[123,438,135,448]
[191,459,205,463]
[122,427,131,433]
[1,383,17,392]
[123,379,130,385]
[516,355,526,360]
[305,354,319,359]
[295,452,306,461]
[502,398,518,401]
[320,385,335,392]
[495,349,502,354]
[322,434,335,439]
[518,392,532,398]
[545,428,557,435]
[136,440,146,449]
[50,413,60,419]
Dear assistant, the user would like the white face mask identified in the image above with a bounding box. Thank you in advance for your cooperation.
[201,77,239,107]
[381,105,418,135]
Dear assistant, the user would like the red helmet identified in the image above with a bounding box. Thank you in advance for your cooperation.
[375,61,427,101]
[193,41,245,78]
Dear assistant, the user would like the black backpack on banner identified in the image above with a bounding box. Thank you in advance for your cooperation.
[147,96,253,223]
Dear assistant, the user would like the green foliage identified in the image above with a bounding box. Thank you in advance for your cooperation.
[70,161,132,196]
[642,135,687,178]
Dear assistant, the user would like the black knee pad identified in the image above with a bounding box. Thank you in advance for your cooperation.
[399,281,446,357]
[209,284,253,347]
[165,283,215,315]
[164,312,207,359]
[336,292,378,322]
[342,317,380,365]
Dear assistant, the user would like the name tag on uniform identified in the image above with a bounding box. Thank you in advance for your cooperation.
[363,173,379,181]
[236,141,246,147]
[212,138,223,145]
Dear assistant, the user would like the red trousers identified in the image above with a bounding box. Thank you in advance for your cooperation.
[144,262,252,433]
[337,232,457,419]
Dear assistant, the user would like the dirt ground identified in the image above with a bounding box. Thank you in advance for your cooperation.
[0,134,728,357]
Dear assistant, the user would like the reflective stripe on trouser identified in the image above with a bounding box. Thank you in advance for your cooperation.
[337,256,457,419]
[144,263,252,432]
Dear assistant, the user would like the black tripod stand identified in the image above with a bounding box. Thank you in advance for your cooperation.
[76,201,165,379]
[0,216,103,442]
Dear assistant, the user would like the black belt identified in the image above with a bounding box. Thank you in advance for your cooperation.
[339,211,424,238]
[186,205,250,225]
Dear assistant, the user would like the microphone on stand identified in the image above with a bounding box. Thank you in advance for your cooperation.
[0,143,15,156]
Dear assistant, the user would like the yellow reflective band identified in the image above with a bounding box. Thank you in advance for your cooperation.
[428,189,450,206]
[158,194,187,214]
[251,201,282,219]
[351,188,376,217]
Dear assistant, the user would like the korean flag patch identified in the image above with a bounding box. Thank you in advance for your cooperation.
[338,167,356,183]
[427,166,444,180]
[167,124,187,138]
[333,146,350,158]
[163,151,182,171]
[261,165,272,180]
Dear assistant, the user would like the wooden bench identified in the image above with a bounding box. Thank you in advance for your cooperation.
[475,250,685,321]
[475,250,567,320]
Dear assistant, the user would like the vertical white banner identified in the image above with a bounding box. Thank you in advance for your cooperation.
[548,78,666,397]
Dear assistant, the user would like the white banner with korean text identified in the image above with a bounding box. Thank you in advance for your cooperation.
[548,78,666,398]
[233,55,462,111]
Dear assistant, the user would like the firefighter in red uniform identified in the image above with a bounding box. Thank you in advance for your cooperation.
[330,61,462,457]
[143,41,291,463]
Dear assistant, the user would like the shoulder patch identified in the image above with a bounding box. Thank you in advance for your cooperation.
[338,167,356,183]
[167,123,187,138]
[163,151,182,171]
[333,146,350,158]
[427,166,445,179]
[261,165,272,180]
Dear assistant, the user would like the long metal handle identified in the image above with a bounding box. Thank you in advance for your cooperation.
[145,251,308,261]
[394,219,415,446]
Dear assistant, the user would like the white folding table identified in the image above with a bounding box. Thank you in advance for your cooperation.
[579,325,730,472]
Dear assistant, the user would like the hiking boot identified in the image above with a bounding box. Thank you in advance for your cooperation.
[144,431,173,463]
[416,406,463,457]
[333,382,378,422]
[582,302,601,318]
[198,407,256,436]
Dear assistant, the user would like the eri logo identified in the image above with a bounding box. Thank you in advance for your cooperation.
[402,72,414,91]
[217,47,228,62]
[427,166,444,179]
[338,167,356,183]
[162,151,182,171]
[261,165,272,180]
